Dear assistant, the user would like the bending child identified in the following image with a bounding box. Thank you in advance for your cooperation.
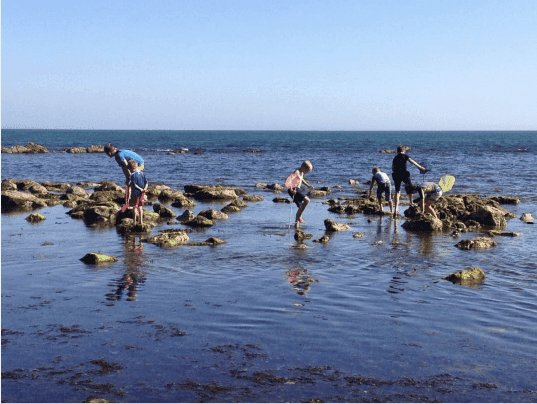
[368,166,393,214]
[288,160,314,228]
[412,182,442,219]
[127,160,148,225]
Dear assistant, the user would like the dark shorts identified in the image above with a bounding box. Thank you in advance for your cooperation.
[288,188,309,208]
[392,171,412,193]
[377,182,392,201]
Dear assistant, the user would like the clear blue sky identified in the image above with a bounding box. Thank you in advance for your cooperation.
[2,0,536,130]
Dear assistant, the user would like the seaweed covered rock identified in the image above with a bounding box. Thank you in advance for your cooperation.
[183,215,214,228]
[146,230,190,248]
[80,253,118,266]
[116,218,154,234]
[26,213,46,223]
[177,210,195,223]
[243,195,264,202]
[324,219,350,231]
[455,236,497,250]
[153,203,176,218]
[444,267,486,286]
[465,206,508,227]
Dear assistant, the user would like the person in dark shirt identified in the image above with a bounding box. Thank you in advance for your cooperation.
[392,145,427,217]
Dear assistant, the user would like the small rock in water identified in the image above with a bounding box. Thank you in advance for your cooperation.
[80,253,118,266]
[444,267,486,286]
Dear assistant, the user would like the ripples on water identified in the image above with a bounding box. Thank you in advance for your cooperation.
[2,130,537,401]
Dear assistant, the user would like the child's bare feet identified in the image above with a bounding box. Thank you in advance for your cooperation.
[299,217,306,223]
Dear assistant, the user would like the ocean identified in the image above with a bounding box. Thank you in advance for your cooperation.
[2,130,537,402]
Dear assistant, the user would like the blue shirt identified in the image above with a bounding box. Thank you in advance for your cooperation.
[129,170,148,198]
[115,150,144,167]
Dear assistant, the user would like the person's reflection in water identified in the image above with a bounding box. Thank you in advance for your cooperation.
[286,266,318,296]
[106,236,146,303]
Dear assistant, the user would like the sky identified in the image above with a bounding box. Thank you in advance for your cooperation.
[2,0,536,131]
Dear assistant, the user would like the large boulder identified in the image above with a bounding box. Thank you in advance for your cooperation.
[455,237,497,250]
[1,190,47,212]
[466,206,508,227]
[402,214,443,232]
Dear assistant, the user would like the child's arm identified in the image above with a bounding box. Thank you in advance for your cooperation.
[301,178,314,189]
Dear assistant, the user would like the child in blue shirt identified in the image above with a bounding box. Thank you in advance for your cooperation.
[127,160,148,225]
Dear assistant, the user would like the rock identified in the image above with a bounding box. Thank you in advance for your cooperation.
[84,205,118,226]
[198,209,229,220]
[193,189,238,201]
[324,219,350,231]
[455,237,497,250]
[28,183,49,196]
[89,190,125,204]
[444,267,486,285]
[353,232,365,238]
[255,182,268,188]
[487,230,522,237]
[187,237,227,246]
[183,215,214,228]
[489,196,519,205]
[158,188,185,202]
[177,210,195,223]
[153,203,176,218]
[80,253,118,265]
[273,197,291,204]
[313,234,330,244]
[64,147,87,153]
[66,186,90,199]
[170,196,196,208]
[116,219,153,234]
[1,179,18,191]
[146,184,169,199]
[146,230,190,247]
[466,206,508,227]
[267,183,284,192]
[2,142,49,153]
[520,213,534,224]
[41,181,72,192]
[26,213,46,223]
[1,190,47,213]
[243,195,264,202]
[349,179,358,185]
[221,199,247,213]
[402,215,443,232]
[379,149,396,153]
[86,144,104,153]
[310,189,330,198]
[294,229,313,242]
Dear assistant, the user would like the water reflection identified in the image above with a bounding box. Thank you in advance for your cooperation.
[285,264,319,296]
[105,236,147,303]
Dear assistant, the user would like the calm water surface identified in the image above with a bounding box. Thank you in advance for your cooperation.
[2,130,537,402]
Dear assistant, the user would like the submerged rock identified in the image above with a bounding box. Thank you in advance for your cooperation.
[273,197,291,204]
[294,229,313,242]
[80,253,118,265]
[26,213,46,223]
[444,267,486,286]
[455,237,497,250]
[243,195,264,202]
[221,199,247,213]
[312,234,330,244]
[520,213,535,224]
[487,230,522,237]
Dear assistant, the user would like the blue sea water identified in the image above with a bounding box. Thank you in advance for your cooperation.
[2,130,537,402]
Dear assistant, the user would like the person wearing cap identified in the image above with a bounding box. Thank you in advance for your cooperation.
[104,143,145,205]
[288,160,314,228]
[391,145,427,217]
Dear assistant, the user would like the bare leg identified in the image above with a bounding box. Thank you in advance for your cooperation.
[389,200,393,214]
[295,197,310,228]
[377,197,383,212]
[394,192,400,216]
